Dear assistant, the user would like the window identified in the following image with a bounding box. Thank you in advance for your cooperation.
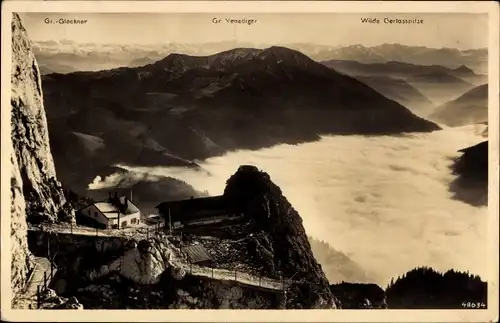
[112,224,118,229]
[121,221,127,228]
[131,218,137,224]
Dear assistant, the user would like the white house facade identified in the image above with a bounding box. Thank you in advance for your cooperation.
[78,195,141,229]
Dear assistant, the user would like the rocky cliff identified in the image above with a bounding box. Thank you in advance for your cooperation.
[10,149,34,295]
[224,165,340,308]
[11,13,73,225]
[10,13,73,296]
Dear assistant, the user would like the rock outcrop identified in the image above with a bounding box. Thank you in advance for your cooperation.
[10,149,34,295]
[11,13,73,225]
[330,282,387,309]
[223,165,340,309]
[38,288,84,310]
[88,238,184,285]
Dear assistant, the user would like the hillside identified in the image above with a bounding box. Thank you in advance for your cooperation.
[353,76,435,116]
[405,71,475,105]
[322,59,479,107]
[42,46,439,192]
[315,44,487,73]
[385,267,487,309]
[308,237,373,284]
[323,60,486,85]
[428,84,488,127]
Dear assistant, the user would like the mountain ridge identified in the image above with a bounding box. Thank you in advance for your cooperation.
[32,40,487,75]
[428,84,488,127]
[41,45,440,192]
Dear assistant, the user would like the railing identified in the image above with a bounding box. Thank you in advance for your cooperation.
[178,248,288,291]
[35,258,57,309]
[29,221,165,239]
[30,221,293,297]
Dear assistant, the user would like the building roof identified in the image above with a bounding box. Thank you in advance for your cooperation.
[182,244,213,264]
[82,196,140,220]
[155,195,228,222]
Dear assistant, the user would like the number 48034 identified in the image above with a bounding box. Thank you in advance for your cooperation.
[461,301,487,309]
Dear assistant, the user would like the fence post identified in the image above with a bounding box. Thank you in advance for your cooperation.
[44,271,47,290]
[37,286,41,308]
[47,234,50,259]
[212,267,214,279]
[259,276,262,287]
[70,221,73,234]
[234,271,237,281]
[96,227,98,237]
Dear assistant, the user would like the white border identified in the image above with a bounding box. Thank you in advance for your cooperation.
[1,1,499,323]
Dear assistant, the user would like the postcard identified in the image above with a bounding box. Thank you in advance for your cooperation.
[1,1,498,322]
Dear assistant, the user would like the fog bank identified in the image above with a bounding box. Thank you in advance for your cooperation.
[91,126,488,285]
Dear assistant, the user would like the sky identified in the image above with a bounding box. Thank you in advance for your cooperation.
[19,12,488,49]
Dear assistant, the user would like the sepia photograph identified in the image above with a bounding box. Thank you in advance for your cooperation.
[1,1,498,322]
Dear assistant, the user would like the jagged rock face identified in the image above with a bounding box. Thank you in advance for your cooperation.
[39,289,83,310]
[166,277,281,309]
[11,13,72,224]
[88,238,182,285]
[10,152,34,295]
[223,165,340,309]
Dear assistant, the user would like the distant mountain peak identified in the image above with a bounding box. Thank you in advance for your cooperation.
[150,45,322,75]
[450,64,477,76]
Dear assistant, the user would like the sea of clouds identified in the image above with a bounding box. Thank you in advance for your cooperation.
[89,125,489,286]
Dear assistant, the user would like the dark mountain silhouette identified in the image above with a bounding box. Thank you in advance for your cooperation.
[452,65,475,76]
[353,76,435,116]
[453,141,488,181]
[42,46,439,192]
[448,140,488,207]
[428,84,488,127]
[385,266,487,309]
